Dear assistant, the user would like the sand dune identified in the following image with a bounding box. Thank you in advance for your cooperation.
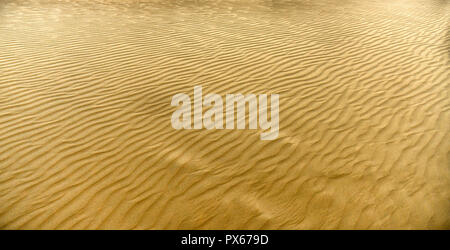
[0,0,449,229]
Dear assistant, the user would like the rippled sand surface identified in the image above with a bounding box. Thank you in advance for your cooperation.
[0,0,449,229]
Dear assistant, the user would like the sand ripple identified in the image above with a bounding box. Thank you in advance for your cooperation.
[0,0,449,229]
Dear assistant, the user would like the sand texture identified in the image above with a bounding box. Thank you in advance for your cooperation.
[0,0,449,229]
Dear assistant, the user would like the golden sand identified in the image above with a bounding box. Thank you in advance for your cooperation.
[0,0,449,229]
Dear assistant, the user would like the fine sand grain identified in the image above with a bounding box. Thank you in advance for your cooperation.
[0,0,449,229]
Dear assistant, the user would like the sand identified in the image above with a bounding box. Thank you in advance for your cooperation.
[0,0,449,229]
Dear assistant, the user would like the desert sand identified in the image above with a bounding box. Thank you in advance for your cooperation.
[0,0,449,229]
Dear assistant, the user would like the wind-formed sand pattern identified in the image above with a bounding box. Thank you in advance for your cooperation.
[0,0,449,229]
